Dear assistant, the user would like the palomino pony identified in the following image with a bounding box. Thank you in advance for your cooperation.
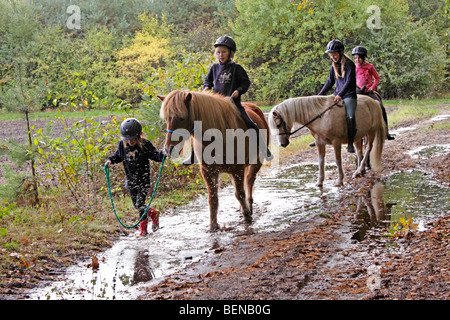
[269,95,385,187]
[158,90,270,231]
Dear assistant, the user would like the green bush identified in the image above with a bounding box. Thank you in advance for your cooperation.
[231,0,448,102]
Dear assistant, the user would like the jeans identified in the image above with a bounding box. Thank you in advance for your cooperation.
[343,97,357,119]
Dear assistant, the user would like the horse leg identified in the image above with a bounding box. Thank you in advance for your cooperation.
[353,136,372,178]
[316,143,326,187]
[244,164,261,217]
[355,139,364,169]
[202,167,220,232]
[354,139,365,175]
[231,169,252,223]
[332,142,344,187]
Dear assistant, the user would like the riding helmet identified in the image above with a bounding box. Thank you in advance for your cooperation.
[325,39,344,53]
[214,35,237,52]
[352,46,368,57]
[120,118,142,140]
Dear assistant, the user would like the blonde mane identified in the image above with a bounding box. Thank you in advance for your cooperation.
[270,95,334,127]
[160,90,243,133]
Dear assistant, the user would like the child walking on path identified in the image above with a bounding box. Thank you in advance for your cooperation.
[105,118,165,237]
[352,46,394,140]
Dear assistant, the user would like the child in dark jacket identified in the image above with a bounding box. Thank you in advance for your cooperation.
[182,35,272,165]
[105,118,164,237]
[318,39,358,153]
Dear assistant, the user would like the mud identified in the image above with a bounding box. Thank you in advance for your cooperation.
[1,104,449,300]
[137,107,450,300]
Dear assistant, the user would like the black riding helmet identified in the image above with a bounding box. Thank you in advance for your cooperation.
[325,39,344,53]
[214,35,237,52]
[352,46,368,57]
[120,118,142,140]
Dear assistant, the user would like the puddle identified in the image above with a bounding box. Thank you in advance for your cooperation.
[407,144,450,159]
[28,164,449,300]
[389,113,449,137]
[29,163,340,300]
[351,170,450,241]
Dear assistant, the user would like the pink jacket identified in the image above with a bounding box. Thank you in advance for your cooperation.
[355,62,380,91]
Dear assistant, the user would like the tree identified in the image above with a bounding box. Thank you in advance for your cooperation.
[231,0,447,101]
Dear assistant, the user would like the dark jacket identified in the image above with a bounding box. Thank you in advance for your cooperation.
[108,139,164,189]
[318,59,357,99]
[203,62,250,106]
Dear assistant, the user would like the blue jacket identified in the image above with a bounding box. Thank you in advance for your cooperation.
[203,62,250,106]
[318,59,357,99]
[108,139,164,189]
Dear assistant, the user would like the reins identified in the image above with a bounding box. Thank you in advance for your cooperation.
[104,155,166,229]
[279,101,341,137]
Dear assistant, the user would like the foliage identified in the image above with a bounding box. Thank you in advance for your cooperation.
[34,112,120,213]
[231,0,448,102]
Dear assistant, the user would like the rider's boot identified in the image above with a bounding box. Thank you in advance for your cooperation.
[182,148,197,165]
[347,117,357,153]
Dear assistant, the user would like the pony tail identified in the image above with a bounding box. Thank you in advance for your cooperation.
[370,114,386,171]
[332,54,349,79]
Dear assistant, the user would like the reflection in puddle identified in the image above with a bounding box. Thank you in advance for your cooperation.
[29,165,449,299]
[30,163,340,300]
[351,170,450,241]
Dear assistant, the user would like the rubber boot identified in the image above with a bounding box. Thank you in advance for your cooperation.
[239,109,273,161]
[380,106,395,140]
[148,207,160,232]
[138,220,148,237]
[347,117,356,153]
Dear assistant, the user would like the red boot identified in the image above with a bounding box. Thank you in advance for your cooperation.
[138,220,148,237]
[148,207,160,232]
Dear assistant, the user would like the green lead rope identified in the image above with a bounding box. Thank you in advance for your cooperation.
[104,155,166,229]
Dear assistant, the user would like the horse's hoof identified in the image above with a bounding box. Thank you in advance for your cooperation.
[334,181,343,187]
[352,171,364,179]
[209,225,220,233]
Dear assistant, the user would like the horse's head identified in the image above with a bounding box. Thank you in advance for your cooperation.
[269,108,291,148]
[158,91,194,157]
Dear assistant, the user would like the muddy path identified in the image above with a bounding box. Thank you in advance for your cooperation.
[1,104,449,301]
[137,106,450,300]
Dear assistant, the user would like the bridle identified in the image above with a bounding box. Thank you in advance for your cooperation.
[276,101,341,137]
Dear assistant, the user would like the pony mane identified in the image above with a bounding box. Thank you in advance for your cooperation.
[271,95,333,127]
[160,90,242,133]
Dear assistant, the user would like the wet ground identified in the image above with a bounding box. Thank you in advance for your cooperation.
[21,107,450,300]
[0,105,449,300]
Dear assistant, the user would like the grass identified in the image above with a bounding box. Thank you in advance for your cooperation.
[0,108,126,121]
[387,104,441,128]
[0,96,448,290]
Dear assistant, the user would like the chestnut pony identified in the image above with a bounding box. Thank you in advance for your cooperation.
[269,95,385,187]
[158,90,270,231]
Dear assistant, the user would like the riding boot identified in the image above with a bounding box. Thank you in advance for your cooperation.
[347,117,357,153]
[309,141,316,147]
[380,104,395,140]
[239,108,273,161]
[182,147,197,165]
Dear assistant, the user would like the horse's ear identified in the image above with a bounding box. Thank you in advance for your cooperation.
[157,95,165,101]
[272,110,280,119]
[184,92,192,109]
[184,92,192,103]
